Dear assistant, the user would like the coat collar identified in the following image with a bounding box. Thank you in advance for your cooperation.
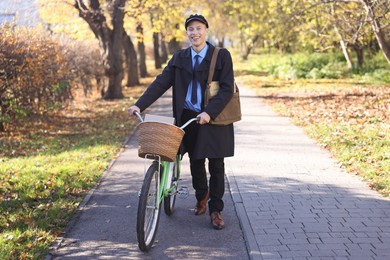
[180,42,215,74]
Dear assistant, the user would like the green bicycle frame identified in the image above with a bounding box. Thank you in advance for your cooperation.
[157,155,181,205]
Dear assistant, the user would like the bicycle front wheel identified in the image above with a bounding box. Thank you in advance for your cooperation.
[136,161,162,252]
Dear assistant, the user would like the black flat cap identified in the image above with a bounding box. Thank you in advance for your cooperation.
[185,14,209,29]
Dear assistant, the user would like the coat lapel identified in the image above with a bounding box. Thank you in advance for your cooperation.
[180,47,193,75]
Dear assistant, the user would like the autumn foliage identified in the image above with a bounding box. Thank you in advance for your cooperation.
[0,24,104,132]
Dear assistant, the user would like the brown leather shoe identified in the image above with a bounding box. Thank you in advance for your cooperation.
[210,211,225,230]
[194,192,209,215]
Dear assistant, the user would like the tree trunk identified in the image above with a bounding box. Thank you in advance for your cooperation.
[352,42,365,67]
[241,35,259,60]
[0,97,6,132]
[168,37,181,54]
[74,0,125,99]
[217,37,225,48]
[334,24,354,69]
[153,32,162,69]
[241,45,252,60]
[361,0,390,64]
[168,24,181,54]
[160,33,168,65]
[136,23,148,77]
[122,31,139,86]
[103,0,125,99]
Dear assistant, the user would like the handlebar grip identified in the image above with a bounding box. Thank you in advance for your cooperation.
[133,111,143,122]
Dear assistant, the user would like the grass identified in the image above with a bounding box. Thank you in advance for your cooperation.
[308,123,389,191]
[234,51,390,196]
[0,81,147,259]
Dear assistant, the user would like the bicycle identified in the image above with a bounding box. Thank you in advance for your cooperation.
[133,112,197,252]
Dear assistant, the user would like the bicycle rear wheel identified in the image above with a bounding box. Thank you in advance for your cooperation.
[164,163,178,216]
[136,161,162,252]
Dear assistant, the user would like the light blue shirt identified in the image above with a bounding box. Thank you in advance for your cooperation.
[184,44,209,112]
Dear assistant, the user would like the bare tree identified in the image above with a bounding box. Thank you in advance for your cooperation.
[324,0,390,65]
[328,2,367,68]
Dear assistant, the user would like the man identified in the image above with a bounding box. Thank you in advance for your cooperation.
[128,14,235,230]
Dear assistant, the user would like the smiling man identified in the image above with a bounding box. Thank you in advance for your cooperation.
[128,14,236,230]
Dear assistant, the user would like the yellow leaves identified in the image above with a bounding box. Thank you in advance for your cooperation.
[347,156,358,166]
[37,0,94,39]
[23,217,32,225]
[53,229,63,236]
[291,87,390,127]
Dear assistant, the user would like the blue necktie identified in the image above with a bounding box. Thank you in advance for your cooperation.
[191,55,200,104]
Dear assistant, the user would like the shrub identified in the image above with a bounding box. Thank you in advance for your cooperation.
[255,51,390,82]
[315,62,348,79]
[0,25,104,131]
[1,26,69,125]
[361,69,390,83]
[257,52,344,79]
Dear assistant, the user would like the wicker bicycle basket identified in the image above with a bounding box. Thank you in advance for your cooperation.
[137,121,185,162]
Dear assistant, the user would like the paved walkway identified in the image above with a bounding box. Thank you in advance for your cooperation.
[49,93,248,259]
[228,87,390,260]
[49,86,390,260]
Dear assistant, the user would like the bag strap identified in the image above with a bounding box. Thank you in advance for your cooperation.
[207,47,221,87]
[206,47,238,93]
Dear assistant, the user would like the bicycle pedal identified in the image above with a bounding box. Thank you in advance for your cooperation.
[177,186,189,199]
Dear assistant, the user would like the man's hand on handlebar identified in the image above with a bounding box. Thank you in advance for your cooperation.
[197,112,211,125]
[129,106,210,125]
[128,105,140,117]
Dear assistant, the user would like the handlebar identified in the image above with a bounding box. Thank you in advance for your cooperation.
[180,118,198,130]
[133,111,197,130]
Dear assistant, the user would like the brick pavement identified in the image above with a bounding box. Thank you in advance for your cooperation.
[226,86,390,260]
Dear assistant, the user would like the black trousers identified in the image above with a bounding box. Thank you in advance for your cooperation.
[181,109,225,213]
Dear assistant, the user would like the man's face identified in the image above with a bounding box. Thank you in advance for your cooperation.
[186,20,209,49]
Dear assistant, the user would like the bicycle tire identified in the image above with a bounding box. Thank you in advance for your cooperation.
[136,161,162,252]
[163,163,178,216]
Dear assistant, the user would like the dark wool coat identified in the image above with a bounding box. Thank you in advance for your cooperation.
[135,42,235,160]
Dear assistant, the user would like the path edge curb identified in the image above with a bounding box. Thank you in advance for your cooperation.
[226,159,263,260]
